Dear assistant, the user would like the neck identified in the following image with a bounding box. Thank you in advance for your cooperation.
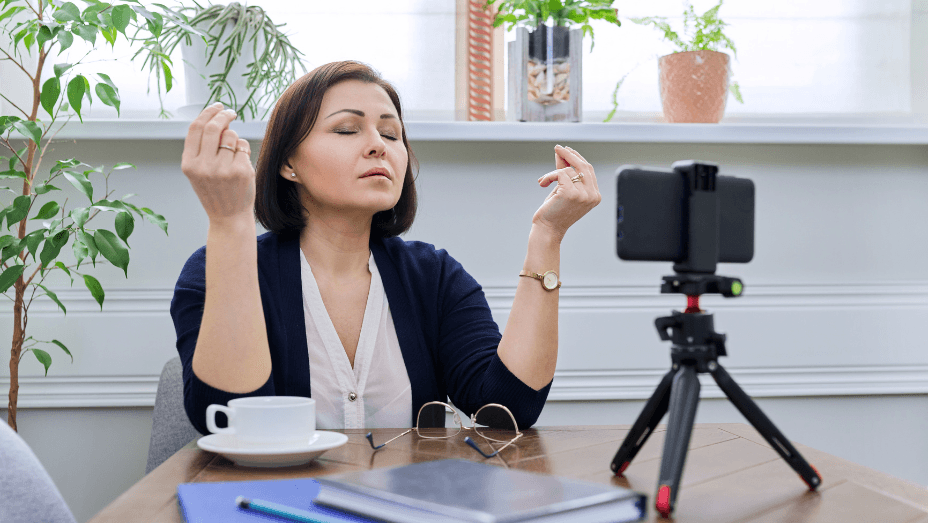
[299,213,372,280]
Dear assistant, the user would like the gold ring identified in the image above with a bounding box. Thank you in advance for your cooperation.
[218,145,236,152]
[570,173,584,183]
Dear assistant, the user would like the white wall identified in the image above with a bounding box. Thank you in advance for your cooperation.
[2,137,928,522]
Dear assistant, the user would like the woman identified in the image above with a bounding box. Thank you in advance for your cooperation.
[171,61,601,435]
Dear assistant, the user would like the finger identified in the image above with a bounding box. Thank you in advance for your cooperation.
[234,138,253,167]
[538,167,575,187]
[554,144,570,170]
[564,145,599,191]
[183,103,225,160]
[216,128,240,161]
[201,109,238,158]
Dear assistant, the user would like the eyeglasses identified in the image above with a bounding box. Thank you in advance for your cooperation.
[366,401,523,458]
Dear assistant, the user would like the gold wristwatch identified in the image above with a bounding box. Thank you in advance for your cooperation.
[519,269,561,290]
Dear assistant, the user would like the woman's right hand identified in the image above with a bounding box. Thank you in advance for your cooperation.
[181,103,256,226]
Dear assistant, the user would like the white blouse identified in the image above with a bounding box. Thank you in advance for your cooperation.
[299,249,413,429]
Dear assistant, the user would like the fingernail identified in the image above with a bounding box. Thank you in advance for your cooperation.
[223,109,236,117]
[211,102,223,108]
[555,144,563,149]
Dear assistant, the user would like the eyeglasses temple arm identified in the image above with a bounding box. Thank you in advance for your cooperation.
[366,429,413,450]
[464,433,523,458]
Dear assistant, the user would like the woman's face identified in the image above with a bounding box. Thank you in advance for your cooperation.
[281,79,408,223]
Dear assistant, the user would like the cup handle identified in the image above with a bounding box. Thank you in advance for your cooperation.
[206,404,235,435]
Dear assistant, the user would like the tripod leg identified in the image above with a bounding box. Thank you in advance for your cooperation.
[611,368,675,475]
[656,365,701,518]
[710,362,822,491]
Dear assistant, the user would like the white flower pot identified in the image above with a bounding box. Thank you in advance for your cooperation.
[177,23,268,119]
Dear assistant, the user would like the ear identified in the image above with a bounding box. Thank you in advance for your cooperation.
[279,160,299,184]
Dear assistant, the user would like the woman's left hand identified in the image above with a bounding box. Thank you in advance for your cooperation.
[533,145,602,240]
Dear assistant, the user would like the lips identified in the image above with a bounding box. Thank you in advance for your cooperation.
[361,168,390,180]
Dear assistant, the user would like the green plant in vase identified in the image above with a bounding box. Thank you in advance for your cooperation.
[485,0,621,51]
[137,1,306,120]
[606,0,743,122]
[0,0,173,431]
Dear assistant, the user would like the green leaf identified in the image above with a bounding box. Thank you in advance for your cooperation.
[34,183,61,195]
[94,229,129,277]
[115,211,134,245]
[77,230,97,264]
[0,6,26,24]
[73,24,97,45]
[101,26,117,46]
[69,207,89,228]
[52,2,81,22]
[41,77,61,117]
[94,83,120,116]
[112,162,135,171]
[67,75,86,122]
[12,120,42,145]
[0,235,15,251]
[112,4,132,33]
[37,284,67,314]
[72,239,88,269]
[54,63,72,78]
[37,25,54,48]
[31,201,60,220]
[0,238,24,264]
[97,73,116,90]
[54,261,73,285]
[24,229,46,260]
[83,274,104,309]
[0,170,26,180]
[6,195,31,229]
[91,199,130,213]
[141,208,168,235]
[162,62,173,92]
[57,28,73,51]
[0,264,25,293]
[40,230,69,268]
[62,170,93,202]
[50,158,81,174]
[51,340,72,362]
[31,348,52,376]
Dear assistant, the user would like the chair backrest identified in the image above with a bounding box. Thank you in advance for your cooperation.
[146,356,202,474]
[0,421,77,523]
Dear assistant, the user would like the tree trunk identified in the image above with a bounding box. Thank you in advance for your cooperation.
[8,280,25,431]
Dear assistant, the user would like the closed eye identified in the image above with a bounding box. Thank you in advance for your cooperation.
[334,130,399,141]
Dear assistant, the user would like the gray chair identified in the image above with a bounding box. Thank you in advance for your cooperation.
[0,421,77,523]
[146,356,202,474]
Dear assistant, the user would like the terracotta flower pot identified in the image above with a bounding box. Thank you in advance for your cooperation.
[658,50,731,123]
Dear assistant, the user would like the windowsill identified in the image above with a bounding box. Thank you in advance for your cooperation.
[36,119,928,145]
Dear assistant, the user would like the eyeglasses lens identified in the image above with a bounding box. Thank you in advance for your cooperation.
[416,403,459,438]
[474,405,518,443]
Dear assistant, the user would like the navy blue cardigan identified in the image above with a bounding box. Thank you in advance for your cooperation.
[170,231,551,435]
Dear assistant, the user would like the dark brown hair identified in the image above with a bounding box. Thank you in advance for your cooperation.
[254,61,418,237]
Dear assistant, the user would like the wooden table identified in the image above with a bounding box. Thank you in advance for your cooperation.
[89,423,928,523]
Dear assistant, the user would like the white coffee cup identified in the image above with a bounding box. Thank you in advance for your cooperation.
[206,396,315,446]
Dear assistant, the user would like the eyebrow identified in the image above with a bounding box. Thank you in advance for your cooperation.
[325,109,398,121]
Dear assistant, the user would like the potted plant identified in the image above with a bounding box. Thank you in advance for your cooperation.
[485,0,620,120]
[1,0,171,431]
[138,1,305,120]
[632,0,743,123]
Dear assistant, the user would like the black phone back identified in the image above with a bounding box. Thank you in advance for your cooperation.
[616,166,754,264]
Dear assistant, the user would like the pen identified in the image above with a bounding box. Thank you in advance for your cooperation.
[236,496,338,523]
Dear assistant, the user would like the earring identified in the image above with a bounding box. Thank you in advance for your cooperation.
[290,173,296,178]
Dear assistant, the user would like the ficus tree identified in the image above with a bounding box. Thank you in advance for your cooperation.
[0,0,183,431]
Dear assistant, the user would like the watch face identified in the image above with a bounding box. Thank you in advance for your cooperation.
[543,271,558,290]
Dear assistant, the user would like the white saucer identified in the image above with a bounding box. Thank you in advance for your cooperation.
[197,430,348,468]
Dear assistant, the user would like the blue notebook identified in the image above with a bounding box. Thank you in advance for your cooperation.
[177,478,372,522]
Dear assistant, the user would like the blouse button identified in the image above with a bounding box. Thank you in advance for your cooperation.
[348,392,358,402]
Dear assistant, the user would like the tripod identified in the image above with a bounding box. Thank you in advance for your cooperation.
[610,273,821,518]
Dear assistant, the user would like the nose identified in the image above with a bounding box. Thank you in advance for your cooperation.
[364,129,387,158]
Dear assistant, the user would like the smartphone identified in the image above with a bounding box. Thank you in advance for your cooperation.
[616,165,754,264]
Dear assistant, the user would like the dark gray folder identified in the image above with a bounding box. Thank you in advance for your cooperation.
[313,459,646,523]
